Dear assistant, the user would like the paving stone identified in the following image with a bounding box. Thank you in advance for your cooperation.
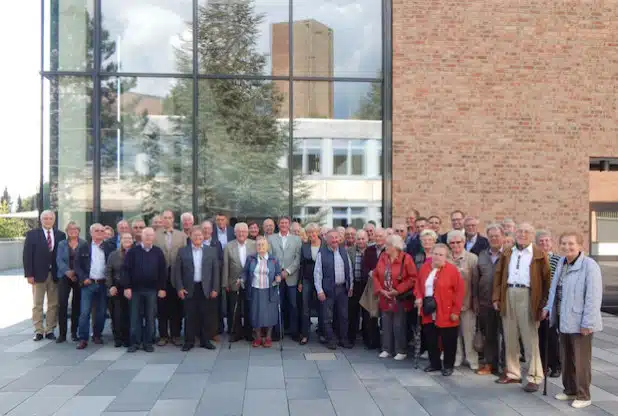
[460,398,521,416]
[105,382,165,412]
[108,357,149,371]
[283,360,320,379]
[247,366,285,389]
[132,364,178,383]
[176,355,217,373]
[85,347,127,361]
[285,378,328,400]
[1,358,48,379]
[328,389,382,416]
[350,362,392,379]
[160,374,208,400]
[389,368,441,387]
[78,370,140,396]
[288,399,336,416]
[31,384,83,398]
[0,392,33,415]
[50,365,105,386]
[150,399,198,416]
[102,413,148,416]
[148,351,187,364]
[1,366,69,392]
[54,395,115,416]
[304,353,337,361]
[243,389,288,416]
[196,381,245,415]
[369,382,429,416]
[5,395,69,416]
[321,370,365,391]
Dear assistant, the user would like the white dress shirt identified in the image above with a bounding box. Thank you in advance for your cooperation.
[43,228,55,250]
[90,243,106,280]
[425,268,438,297]
[238,242,247,267]
[192,245,203,282]
[508,244,533,286]
[217,228,229,249]
[279,232,289,250]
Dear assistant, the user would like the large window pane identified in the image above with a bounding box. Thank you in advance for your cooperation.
[198,0,289,76]
[101,0,193,73]
[45,76,93,236]
[197,79,290,221]
[100,77,193,225]
[293,81,382,227]
[293,0,382,78]
[45,0,94,71]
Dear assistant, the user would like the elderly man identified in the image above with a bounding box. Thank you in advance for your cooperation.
[150,215,163,231]
[536,229,562,378]
[315,229,353,350]
[291,221,302,237]
[123,227,167,353]
[268,216,302,340]
[214,213,235,249]
[181,212,194,244]
[154,210,186,346]
[202,220,225,338]
[223,223,256,342]
[343,227,356,248]
[502,218,516,235]
[108,220,131,249]
[131,219,145,244]
[364,222,376,246]
[262,218,275,237]
[23,210,66,341]
[405,209,420,244]
[493,223,551,392]
[75,223,115,349]
[464,216,490,256]
[347,230,369,346]
[174,226,220,351]
[476,224,504,376]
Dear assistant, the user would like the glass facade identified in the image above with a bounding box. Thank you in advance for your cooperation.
[42,0,389,230]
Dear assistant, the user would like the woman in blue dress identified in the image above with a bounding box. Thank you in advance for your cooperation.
[243,236,282,348]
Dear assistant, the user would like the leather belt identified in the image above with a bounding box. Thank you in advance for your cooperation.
[507,283,529,289]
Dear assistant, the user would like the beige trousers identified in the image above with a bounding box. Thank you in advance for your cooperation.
[503,287,544,384]
[455,309,479,369]
[32,272,58,334]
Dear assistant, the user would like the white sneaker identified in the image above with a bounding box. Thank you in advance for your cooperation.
[555,393,577,401]
[379,351,391,358]
[394,353,407,361]
[571,400,592,409]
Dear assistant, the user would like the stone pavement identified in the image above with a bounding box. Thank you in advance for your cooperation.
[1,269,618,415]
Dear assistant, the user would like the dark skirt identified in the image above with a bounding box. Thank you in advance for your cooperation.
[249,288,279,329]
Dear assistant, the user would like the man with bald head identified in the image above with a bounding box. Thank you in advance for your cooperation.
[492,223,551,393]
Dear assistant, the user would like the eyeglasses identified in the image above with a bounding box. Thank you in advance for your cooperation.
[133,226,145,229]
[395,229,405,232]
[449,241,464,245]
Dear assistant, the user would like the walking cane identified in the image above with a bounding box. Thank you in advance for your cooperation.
[543,319,549,396]
[277,282,284,352]
[228,283,241,350]
[414,307,422,369]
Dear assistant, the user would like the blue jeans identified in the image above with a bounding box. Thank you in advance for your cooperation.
[130,290,157,347]
[78,282,107,341]
[321,284,349,343]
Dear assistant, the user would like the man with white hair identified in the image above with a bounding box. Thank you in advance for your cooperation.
[181,212,195,244]
[493,223,551,392]
[23,210,66,341]
[463,216,489,256]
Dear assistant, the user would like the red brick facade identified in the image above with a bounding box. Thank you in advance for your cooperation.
[392,0,618,245]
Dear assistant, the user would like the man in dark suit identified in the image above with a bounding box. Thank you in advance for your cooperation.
[74,223,115,349]
[174,226,220,351]
[213,212,235,250]
[23,210,66,341]
[202,220,224,339]
[464,216,490,256]
[439,210,466,244]
[405,217,429,257]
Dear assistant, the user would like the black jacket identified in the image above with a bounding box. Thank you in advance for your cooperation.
[75,240,115,283]
[23,228,66,283]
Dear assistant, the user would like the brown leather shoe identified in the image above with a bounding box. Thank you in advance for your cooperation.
[495,375,521,384]
[76,340,88,350]
[157,337,168,346]
[523,382,539,392]
[476,365,493,375]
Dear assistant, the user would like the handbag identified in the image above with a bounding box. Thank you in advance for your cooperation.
[359,273,380,318]
[422,296,437,315]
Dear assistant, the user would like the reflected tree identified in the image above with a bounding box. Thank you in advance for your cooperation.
[354,75,382,120]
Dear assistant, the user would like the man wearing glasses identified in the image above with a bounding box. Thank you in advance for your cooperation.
[132,219,146,245]
[492,223,551,393]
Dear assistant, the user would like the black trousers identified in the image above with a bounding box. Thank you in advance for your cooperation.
[227,289,251,340]
[158,280,183,339]
[184,283,218,345]
[539,321,561,372]
[478,306,500,368]
[110,292,130,344]
[347,280,365,344]
[425,323,459,370]
[58,277,81,337]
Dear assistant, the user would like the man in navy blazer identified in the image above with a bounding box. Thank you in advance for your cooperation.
[202,220,225,338]
[464,216,490,256]
[23,210,66,341]
[213,213,235,250]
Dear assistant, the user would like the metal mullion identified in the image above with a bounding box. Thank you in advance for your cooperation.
[192,0,198,218]
[93,0,102,222]
[381,0,393,227]
[39,0,45,215]
[288,0,294,218]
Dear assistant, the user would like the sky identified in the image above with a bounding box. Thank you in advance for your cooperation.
[0,0,381,201]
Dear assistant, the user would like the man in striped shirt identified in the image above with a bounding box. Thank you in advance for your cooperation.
[536,230,562,377]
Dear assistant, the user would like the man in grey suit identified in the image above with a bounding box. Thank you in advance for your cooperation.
[223,222,256,342]
[268,216,302,340]
[173,226,220,351]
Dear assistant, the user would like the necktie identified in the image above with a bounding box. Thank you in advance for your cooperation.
[46,230,52,252]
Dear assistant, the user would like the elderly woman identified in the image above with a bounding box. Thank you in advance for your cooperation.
[373,235,417,360]
[105,232,134,347]
[56,221,87,343]
[247,221,260,240]
[543,232,603,409]
[243,236,283,348]
[414,244,465,376]
[447,230,480,370]
[299,223,324,345]
[413,229,438,270]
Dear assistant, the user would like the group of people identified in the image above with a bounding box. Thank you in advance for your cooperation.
[23,208,603,409]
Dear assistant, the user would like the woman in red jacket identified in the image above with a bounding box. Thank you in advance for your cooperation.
[414,243,464,376]
[373,235,417,360]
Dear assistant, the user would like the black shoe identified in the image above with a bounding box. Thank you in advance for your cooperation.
[114,340,123,348]
[442,368,454,376]
[71,334,79,342]
[519,355,525,363]
[338,341,353,349]
[424,366,441,373]
[56,335,66,344]
[181,344,194,352]
[200,341,216,350]
[326,343,337,350]
[45,333,56,340]
[144,345,154,353]
[549,369,561,378]
[123,342,130,348]
[319,336,327,344]
[33,333,44,341]
[127,345,138,353]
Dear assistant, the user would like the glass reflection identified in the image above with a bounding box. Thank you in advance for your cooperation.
[45,0,94,71]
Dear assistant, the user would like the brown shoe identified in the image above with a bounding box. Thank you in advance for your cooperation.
[157,337,168,347]
[476,365,493,376]
[523,382,539,393]
[171,337,182,346]
[495,375,521,384]
[76,340,88,350]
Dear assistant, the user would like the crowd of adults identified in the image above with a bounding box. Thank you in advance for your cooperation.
[23,208,603,409]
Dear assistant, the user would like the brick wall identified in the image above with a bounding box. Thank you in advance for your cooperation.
[590,171,618,203]
[392,0,618,246]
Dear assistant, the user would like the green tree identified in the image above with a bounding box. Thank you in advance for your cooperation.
[16,195,23,212]
[0,201,27,238]
[0,187,12,211]
[354,79,382,120]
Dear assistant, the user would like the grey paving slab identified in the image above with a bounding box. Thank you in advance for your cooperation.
[31,384,83,398]
[595,401,618,415]
[150,399,198,416]
[288,399,336,416]
[147,351,187,364]
[49,365,105,386]
[159,374,209,400]
[108,357,149,371]
[242,389,288,416]
[54,395,115,416]
[389,368,441,387]
[369,382,429,416]
[321,370,366,391]
[5,395,69,416]
[282,360,320,379]
[328,389,382,416]
[78,370,140,396]
[101,413,148,416]
[1,358,48,379]
[351,362,392,379]
[105,382,165,412]
[285,378,329,400]
[132,363,178,383]
[247,366,285,389]
[1,366,69,392]
[196,381,245,416]
[175,355,217,373]
[0,392,33,415]
[460,398,521,416]
[84,347,126,362]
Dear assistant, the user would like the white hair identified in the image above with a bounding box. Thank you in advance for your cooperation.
[385,234,405,251]
[446,229,466,243]
[486,223,504,235]
[40,210,55,221]
[181,212,194,222]
[89,223,103,233]
[234,222,248,232]
[420,229,438,241]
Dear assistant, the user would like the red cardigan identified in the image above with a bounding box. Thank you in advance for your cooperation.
[413,261,464,328]
[373,251,417,312]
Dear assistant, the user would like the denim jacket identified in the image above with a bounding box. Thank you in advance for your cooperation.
[56,238,87,279]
